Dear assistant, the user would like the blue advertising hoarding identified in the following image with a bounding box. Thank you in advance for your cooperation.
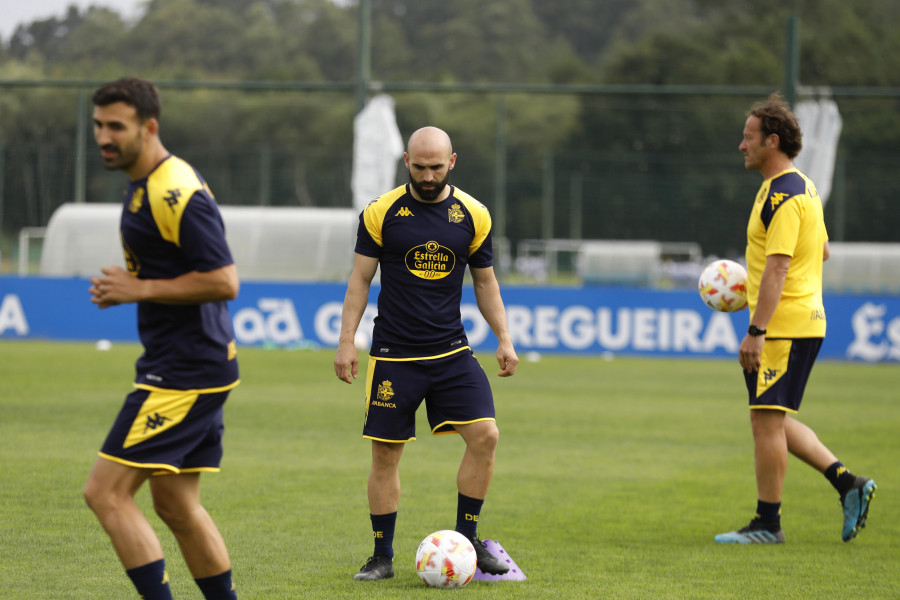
[1,275,899,362]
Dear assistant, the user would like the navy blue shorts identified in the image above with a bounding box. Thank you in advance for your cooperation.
[99,385,234,474]
[362,349,495,442]
[744,338,823,413]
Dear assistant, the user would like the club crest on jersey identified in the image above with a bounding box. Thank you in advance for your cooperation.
[129,187,144,213]
[122,235,140,275]
[377,380,395,402]
[405,241,455,280]
[448,203,465,223]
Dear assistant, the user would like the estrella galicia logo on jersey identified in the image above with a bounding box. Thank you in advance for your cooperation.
[163,188,182,211]
[769,192,789,210]
[129,187,144,213]
[762,368,778,384]
[144,411,171,433]
[395,206,414,217]
[405,240,455,280]
[448,203,465,223]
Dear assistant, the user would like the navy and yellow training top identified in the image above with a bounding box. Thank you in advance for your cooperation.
[745,168,827,338]
[120,155,239,390]
[355,184,494,359]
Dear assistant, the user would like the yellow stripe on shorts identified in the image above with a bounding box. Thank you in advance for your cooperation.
[755,339,791,396]
[123,389,199,449]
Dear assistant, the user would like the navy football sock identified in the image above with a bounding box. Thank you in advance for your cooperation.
[126,559,173,600]
[824,461,857,497]
[756,500,781,528]
[371,512,397,558]
[455,493,484,539]
[195,568,237,599]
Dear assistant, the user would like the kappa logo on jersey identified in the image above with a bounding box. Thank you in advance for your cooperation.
[769,192,789,210]
[395,207,414,217]
[405,240,455,280]
[762,368,778,384]
[129,187,144,213]
[163,188,182,211]
[448,203,465,223]
[144,411,171,433]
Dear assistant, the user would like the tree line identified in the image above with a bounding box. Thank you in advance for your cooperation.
[1,0,898,257]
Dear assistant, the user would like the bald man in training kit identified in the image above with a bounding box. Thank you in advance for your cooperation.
[334,126,518,580]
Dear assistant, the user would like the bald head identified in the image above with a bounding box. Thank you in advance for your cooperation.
[404,126,457,202]
[407,126,453,156]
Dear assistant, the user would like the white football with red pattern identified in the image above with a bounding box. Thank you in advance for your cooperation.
[415,530,477,588]
[698,260,748,312]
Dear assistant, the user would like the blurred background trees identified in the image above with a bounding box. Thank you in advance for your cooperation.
[1,0,898,262]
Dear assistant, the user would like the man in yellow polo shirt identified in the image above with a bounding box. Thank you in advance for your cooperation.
[715,94,876,544]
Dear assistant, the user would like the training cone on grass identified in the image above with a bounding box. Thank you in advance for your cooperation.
[473,540,526,581]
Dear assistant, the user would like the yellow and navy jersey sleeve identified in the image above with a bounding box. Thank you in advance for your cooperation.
[354,185,494,358]
[452,187,493,267]
[355,185,408,256]
[122,155,233,280]
[119,155,238,390]
[745,169,826,338]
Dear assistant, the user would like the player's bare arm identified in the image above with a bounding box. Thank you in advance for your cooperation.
[739,254,790,371]
[471,266,518,377]
[334,253,379,383]
[91,264,238,309]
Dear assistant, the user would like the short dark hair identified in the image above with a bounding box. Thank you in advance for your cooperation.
[92,77,161,122]
[748,93,802,159]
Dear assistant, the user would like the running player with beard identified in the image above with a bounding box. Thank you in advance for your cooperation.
[84,77,240,599]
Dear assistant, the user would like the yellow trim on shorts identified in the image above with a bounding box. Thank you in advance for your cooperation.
[133,379,240,394]
[152,467,221,477]
[98,451,180,474]
[98,452,222,476]
[364,359,376,418]
[368,346,471,362]
[432,417,496,435]
[363,435,415,443]
[750,405,798,414]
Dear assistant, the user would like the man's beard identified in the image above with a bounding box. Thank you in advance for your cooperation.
[99,140,141,172]
[409,172,450,201]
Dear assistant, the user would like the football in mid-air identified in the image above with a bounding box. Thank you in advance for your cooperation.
[698,259,748,312]
[415,530,477,588]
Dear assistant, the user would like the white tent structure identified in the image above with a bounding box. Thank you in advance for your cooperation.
[40,203,356,281]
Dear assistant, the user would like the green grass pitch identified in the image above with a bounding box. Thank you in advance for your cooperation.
[1,340,897,599]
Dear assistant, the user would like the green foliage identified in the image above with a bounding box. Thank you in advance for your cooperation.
[1,0,899,253]
[1,341,898,598]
